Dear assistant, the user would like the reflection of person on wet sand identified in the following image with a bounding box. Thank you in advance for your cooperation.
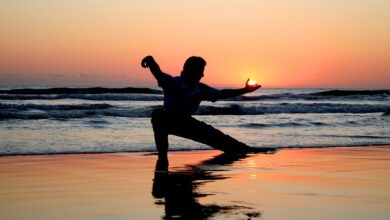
[152,152,261,219]
[142,55,270,169]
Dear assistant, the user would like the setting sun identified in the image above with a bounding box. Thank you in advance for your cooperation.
[247,79,257,86]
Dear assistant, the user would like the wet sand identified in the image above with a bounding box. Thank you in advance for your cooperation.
[0,146,389,219]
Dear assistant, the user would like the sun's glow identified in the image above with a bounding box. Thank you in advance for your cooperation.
[0,1,389,88]
[247,79,257,86]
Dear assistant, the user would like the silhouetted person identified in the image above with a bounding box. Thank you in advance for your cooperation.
[141,55,266,169]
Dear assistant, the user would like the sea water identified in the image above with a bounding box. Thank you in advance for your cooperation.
[0,87,389,155]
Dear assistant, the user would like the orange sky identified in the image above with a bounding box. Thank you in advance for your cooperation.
[0,0,389,88]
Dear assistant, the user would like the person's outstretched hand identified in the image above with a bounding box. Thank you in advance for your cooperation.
[245,78,261,93]
[141,55,154,68]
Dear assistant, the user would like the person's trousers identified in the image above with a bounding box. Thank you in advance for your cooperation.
[151,109,251,158]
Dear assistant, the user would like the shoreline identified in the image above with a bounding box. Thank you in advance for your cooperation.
[1,144,389,157]
[1,146,389,219]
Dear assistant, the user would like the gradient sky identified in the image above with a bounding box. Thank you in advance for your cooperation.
[0,0,389,88]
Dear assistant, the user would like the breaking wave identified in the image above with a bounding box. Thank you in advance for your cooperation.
[1,103,389,120]
[197,103,389,115]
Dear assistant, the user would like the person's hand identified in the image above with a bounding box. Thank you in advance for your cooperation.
[245,78,261,93]
[141,55,154,68]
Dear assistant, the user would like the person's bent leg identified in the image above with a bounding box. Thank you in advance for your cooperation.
[151,109,169,169]
[170,117,252,153]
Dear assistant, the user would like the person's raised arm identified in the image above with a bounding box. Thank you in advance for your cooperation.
[141,56,164,79]
[218,79,261,100]
[141,55,171,88]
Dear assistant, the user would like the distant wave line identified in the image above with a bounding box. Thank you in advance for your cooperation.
[0,87,163,95]
[0,89,388,101]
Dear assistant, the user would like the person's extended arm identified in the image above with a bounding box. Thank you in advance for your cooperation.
[141,55,171,87]
[218,79,261,100]
[141,55,165,80]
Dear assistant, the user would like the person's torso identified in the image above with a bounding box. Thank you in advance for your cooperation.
[163,77,204,117]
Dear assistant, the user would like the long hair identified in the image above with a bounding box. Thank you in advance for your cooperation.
[181,56,206,78]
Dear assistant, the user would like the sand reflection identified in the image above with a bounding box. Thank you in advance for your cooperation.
[152,153,262,219]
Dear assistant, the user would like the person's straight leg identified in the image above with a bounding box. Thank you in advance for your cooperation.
[169,117,252,153]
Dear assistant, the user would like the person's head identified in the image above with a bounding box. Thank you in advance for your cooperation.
[181,56,206,84]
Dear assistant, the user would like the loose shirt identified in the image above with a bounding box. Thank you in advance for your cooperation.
[157,73,221,117]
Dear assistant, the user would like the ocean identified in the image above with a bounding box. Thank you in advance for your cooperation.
[0,87,389,156]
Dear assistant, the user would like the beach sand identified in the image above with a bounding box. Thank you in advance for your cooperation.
[0,146,389,220]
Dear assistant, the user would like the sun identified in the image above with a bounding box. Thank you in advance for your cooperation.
[247,79,257,86]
